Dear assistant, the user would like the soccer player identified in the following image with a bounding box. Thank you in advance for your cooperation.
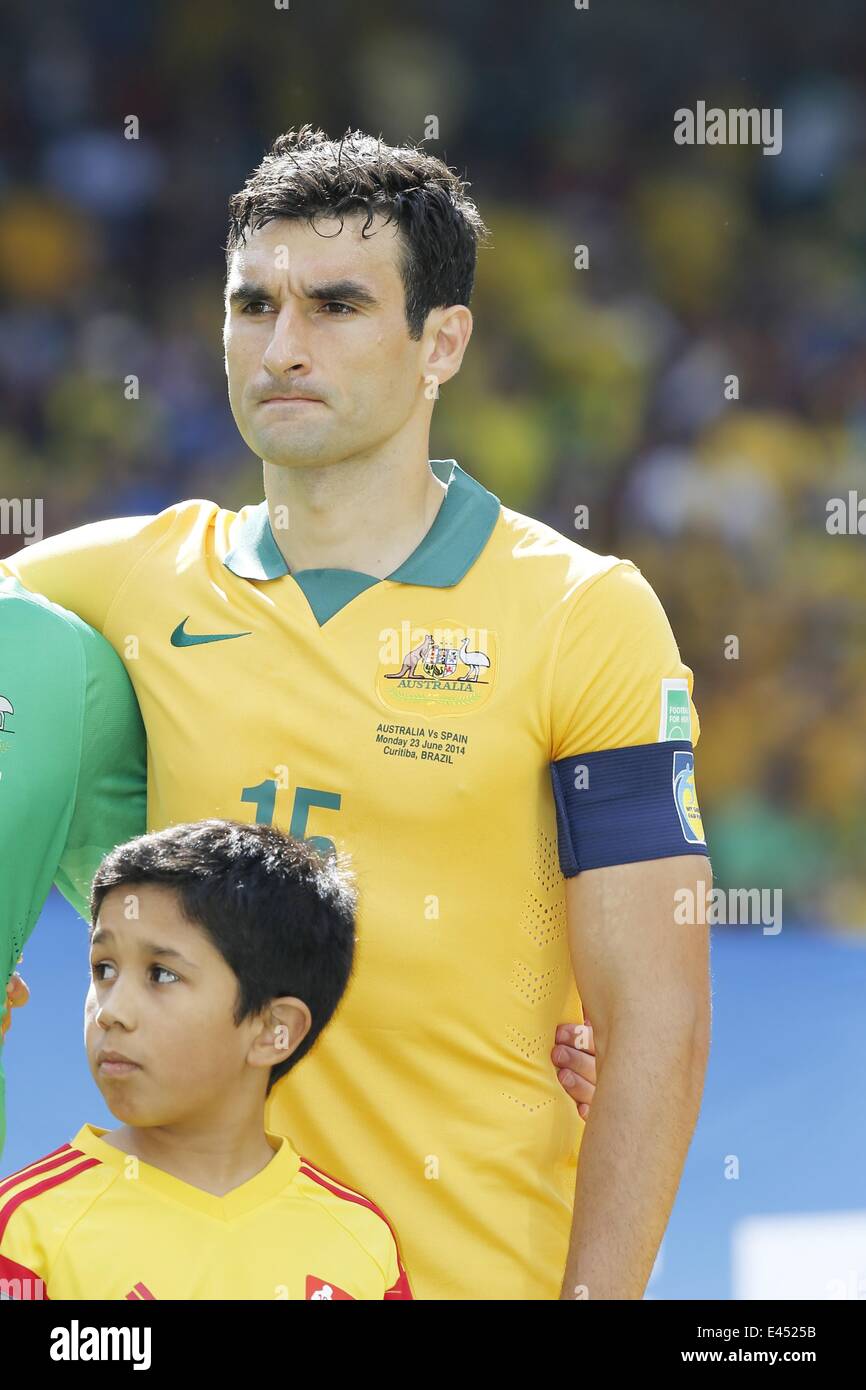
[0,579,597,1159]
[0,124,709,1299]
[0,819,412,1299]
[0,577,147,1159]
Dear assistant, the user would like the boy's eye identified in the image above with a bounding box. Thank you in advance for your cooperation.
[90,961,179,985]
[151,965,180,985]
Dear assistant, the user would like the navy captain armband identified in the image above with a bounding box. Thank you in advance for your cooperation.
[549,740,708,877]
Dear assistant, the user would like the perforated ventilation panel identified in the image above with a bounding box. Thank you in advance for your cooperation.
[501,830,569,1112]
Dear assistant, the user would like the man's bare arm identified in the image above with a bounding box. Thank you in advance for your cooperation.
[559,854,712,1300]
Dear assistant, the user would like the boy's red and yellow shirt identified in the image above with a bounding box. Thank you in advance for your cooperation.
[0,1124,412,1300]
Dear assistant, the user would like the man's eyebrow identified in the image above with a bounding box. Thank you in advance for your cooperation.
[226,282,271,307]
[226,278,379,308]
[90,927,199,969]
[306,279,380,307]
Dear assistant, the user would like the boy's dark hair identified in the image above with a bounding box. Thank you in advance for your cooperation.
[226,123,491,340]
[90,820,356,1096]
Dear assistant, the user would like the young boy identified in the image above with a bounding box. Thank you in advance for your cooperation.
[0,819,412,1300]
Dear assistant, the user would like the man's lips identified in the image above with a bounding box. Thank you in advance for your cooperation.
[259,395,323,404]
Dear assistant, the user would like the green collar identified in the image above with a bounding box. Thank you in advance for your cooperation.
[223,459,501,624]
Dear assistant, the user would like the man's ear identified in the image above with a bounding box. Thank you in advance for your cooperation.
[425,303,473,388]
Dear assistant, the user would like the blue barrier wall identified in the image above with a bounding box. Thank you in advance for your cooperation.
[4,890,865,1299]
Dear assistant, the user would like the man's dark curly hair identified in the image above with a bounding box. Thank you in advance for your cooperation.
[226,124,491,340]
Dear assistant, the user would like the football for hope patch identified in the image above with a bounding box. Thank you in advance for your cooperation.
[659,679,705,843]
[659,677,692,742]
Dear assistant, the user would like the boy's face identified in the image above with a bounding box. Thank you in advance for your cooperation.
[85,883,308,1127]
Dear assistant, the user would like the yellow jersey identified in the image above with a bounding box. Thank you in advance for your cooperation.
[0,459,703,1298]
[0,1124,411,1299]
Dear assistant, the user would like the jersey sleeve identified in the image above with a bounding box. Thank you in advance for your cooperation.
[0,509,177,635]
[53,616,147,922]
[0,582,148,1157]
[0,582,87,1157]
[548,561,708,875]
[0,1159,52,1300]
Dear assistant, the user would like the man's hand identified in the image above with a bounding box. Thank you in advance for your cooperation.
[1,970,30,1040]
[551,1018,596,1119]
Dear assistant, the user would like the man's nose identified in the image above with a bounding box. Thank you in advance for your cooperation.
[262,301,312,376]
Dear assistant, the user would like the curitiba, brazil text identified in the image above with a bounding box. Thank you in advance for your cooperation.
[375,722,468,763]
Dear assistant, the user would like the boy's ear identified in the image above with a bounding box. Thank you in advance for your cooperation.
[250,996,312,1067]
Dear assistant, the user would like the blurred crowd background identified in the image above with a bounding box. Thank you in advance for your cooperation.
[1,0,864,928]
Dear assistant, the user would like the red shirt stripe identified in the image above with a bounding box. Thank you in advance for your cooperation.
[0,1251,50,1299]
[0,1157,101,1242]
[0,1147,92,1205]
[298,1160,413,1300]
[384,1266,413,1300]
[0,1143,76,1187]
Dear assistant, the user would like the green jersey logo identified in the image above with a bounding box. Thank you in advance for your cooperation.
[659,678,691,742]
[171,618,251,647]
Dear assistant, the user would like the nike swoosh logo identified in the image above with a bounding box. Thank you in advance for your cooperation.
[170,618,252,647]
